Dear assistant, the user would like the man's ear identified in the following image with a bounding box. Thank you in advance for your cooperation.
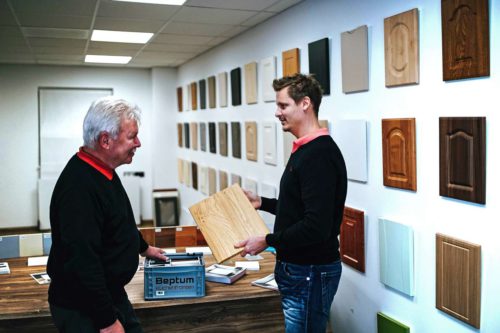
[98,132,111,149]
[301,96,312,113]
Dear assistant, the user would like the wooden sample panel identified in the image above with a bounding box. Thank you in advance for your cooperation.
[244,178,258,194]
[177,123,183,147]
[183,123,190,149]
[185,84,190,111]
[218,122,228,157]
[177,159,183,184]
[341,25,369,93]
[436,233,481,328]
[183,160,191,187]
[219,170,228,191]
[140,228,155,247]
[175,226,197,247]
[439,117,485,204]
[377,312,410,333]
[340,206,365,273]
[209,122,216,154]
[199,79,206,110]
[200,122,207,152]
[208,167,216,195]
[199,167,208,195]
[332,120,368,182]
[231,174,241,187]
[441,0,489,80]
[19,234,43,257]
[208,75,216,108]
[244,61,258,104]
[231,121,241,159]
[263,121,277,166]
[0,235,19,259]
[245,121,258,162]
[230,67,242,106]
[155,227,175,248]
[176,86,182,112]
[189,184,270,263]
[191,162,198,190]
[308,37,330,94]
[283,131,295,165]
[190,82,197,110]
[382,118,416,191]
[218,72,228,107]
[378,218,414,296]
[190,122,198,151]
[282,48,300,77]
[384,9,419,87]
[261,56,276,102]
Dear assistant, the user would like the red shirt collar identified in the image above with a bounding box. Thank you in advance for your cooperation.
[292,128,330,154]
[77,147,114,180]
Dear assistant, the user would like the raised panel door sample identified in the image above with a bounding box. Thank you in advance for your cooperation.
[190,81,198,110]
[19,233,43,257]
[189,184,270,263]
[308,37,330,94]
[190,122,198,151]
[245,121,258,162]
[155,227,175,248]
[341,25,369,93]
[0,235,20,259]
[175,226,197,247]
[439,117,486,204]
[382,118,416,191]
[231,121,241,159]
[333,120,368,182]
[442,0,489,80]
[208,167,216,195]
[340,206,365,273]
[230,67,242,106]
[177,159,183,184]
[436,233,481,328]
[177,123,183,147]
[218,122,228,157]
[243,178,258,194]
[283,131,295,165]
[200,122,207,152]
[384,9,419,87]
[199,79,206,109]
[176,86,183,112]
[282,48,300,77]
[377,312,410,333]
[231,174,241,187]
[183,123,190,149]
[219,170,228,190]
[191,162,198,190]
[244,61,258,104]
[207,75,216,108]
[140,228,155,246]
[199,166,208,195]
[261,56,277,102]
[263,121,277,165]
[379,218,414,296]
[218,72,228,107]
[208,122,216,154]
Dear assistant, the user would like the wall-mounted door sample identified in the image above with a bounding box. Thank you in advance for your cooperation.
[199,166,208,195]
[207,75,216,108]
[282,48,300,76]
[231,174,241,187]
[200,122,207,152]
[185,84,190,111]
[442,0,489,80]
[263,121,277,166]
[384,8,419,87]
[0,235,19,259]
[341,25,369,93]
[155,227,175,248]
[436,233,481,328]
[219,170,228,191]
[183,123,190,149]
[177,123,183,147]
[243,178,258,194]
[283,131,295,165]
[244,61,258,104]
[190,122,198,151]
[340,206,365,273]
[230,67,242,106]
[208,122,216,154]
[439,117,486,204]
[140,228,155,247]
[183,160,191,187]
[190,82,197,110]
[199,79,206,109]
[19,234,43,257]
[177,159,183,184]
[245,121,258,162]
[382,118,416,191]
[231,122,241,159]
[176,86,183,112]
[218,122,228,156]
[308,38,330,94]
[191,162,198,190]
[333,120,368,182]
[218,72,228,107]
[261,56,277,102]
[43,233,52,255]
[379,218,414,297]
[208,168,216,195]
[377,312,410,333]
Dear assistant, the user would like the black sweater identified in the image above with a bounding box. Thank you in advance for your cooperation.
[262,135,347,265]
[47,155,148,329]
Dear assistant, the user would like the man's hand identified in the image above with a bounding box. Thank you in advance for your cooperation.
[243,189,262,209]
[140,246,168,261]
[100,319,124,333]
[234,236,267,257]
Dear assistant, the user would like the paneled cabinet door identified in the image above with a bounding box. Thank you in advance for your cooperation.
[308,38,330,94]
[261,56,276,102]
[282,48,300,77]
[176,86,182,112]
[244,61,258,104]
[208,76,216,108]
[263,121,277,166]
[340,206,365,272]
[218,122,228,157]
[199,79,206,110]
[190,82,197,110]
[231,122,241,159]
[382,118,417,191]
[208,122,216,154]
[230,67,242,106]
[190,122,198,151]
[439,117,486,204]
[191,162,198,190]
[341,25,369,93]
[245,121,258,162]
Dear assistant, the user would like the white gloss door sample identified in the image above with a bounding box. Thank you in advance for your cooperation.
[262,121,277,165]
[332,119,368,182]
[261,56,277,102]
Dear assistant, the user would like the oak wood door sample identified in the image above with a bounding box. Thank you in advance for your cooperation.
[341,25,369,93]
[219,170,228,190]
[218,72,228,107]
[207,75,216,108]
[190,82,197,110]
[436,234,481,328]
[199,79,206,110]
[183,123,190,149]
[140,228,155,247]
[384,9,419,87]
[191,162,198,190]
[155,227,175,248]
[441,0,489,81]
[190,122,198,151]
[263,121,277,166]
[245,121,258,162]
[208,167,216,195]
[231,121,242,158]
[377,312,410,333]
[177,159,183,184]
[177,123,183,147]
[189,184,270,263]
[244,61,258,104]
[175,226,197,247]
[340,206,365,273]
[308,38,330,94]
[231,174,241,187]
[382,118,417,191]
[333,120,368,182]
[176,86,183,112]
[439,117,486,204]
[209,122,216,154]
[200,122,207,152]
[230,67,242,106]
[218,122,228,156]
[261,56,277,102]
[282,48,300,77]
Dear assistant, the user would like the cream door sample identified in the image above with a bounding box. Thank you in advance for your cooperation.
[19,234,43,257]
[261,56,276,102]
[283,131,295,165]
[341,25,369,93]
[244,61,258,104]
[199,166,208,195]
[262,121,277,166]
[208,167,216,195]
[218,72,228,107]
[219,170,228,191]
[245,121,258,162]
[243,178,258,194]
[332,119,368,182]
[190,122,198,151]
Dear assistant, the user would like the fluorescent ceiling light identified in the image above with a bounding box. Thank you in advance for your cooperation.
[91,30,153,44]
[85,55,132,64]
[112,0,186,4]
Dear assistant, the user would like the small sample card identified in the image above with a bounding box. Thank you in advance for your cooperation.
[235,261,260,271]
[31,272,51,284]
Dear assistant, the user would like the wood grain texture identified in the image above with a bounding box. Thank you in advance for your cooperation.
[176,86,182,112]
[384,8,419,87]
[245,121,258,162]
[382,118,417,191]
[231,122,241,159]
[282,48,300,77]
[190,82,197,110]
[439,117,486,204]
[175,226,197,247]
[177,123,183,147]
[341,25,369,93]
[436,233,481,328]
[244,61,258,104]
[219,170,228,190]
[340,206,365,273]
[441,0,489,81]
[209,122,216,154]
[189,184,270,263]
[218,122,228,157]
[308,37,330,94]
[190,122,198,151]
[261,56,276,102]
[207,75,216,108]
[198,79,206,110]
[155,227,175,248]
[139,228,155,246]
[377,312,410,333]
[230,67,242,106]
[218,72,228,107]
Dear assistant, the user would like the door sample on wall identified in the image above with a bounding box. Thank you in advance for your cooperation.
[207,75,216,108]
[208,168,216,195]
[340,206,365,273]
[209,122,216,154]
[244,61,258,104]
[218,122,228,157]
[199,166,208,195]
[283,131,295,165]
[377,312,410,333]
[191,162,198,190]
[262,121,277,166]
[190,122,198,151]
[0,235,19,259]
[177,123,183,148]
[341,25,369,93]
[190,82,197,110]
[219,170,228,191]
[230,67,242,106]
[176,86,182,112]
[243,178,258,195]
[333,120,368,182]
[245,121,258,162]
[183,160,191,187]
[439,117,486,204]
[185,84,190,111]
[231,174,241,187]
[282,48,300,76]
[177,159,183,184]
[19,234,43,257]
[384,8,419,87]
[441,0,489,81]
[436,233,481,328]
[308,37,330,94]
[382,118,417,191]
[231,122,241,159]
[261,56,277,102]
[199,79,206,110]
[218,72,228,107]
[200,122,207,152]
[183,123,190,149]
[43,233,52,255]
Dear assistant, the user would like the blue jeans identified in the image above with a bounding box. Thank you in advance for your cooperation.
[275,260,342,333]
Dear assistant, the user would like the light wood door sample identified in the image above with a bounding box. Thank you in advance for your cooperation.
[191,162,198,190]
[185,84,190,111]
[244,61,258,104]
[439,117,486,204]
[190,82,197,110]
[209,122,216,154]
[200,122,207,152]
[382,118,417,191]
[282,48,300,77]
[189,184,270,263]
[377,312,410,333]
[219,122,228,156]
[183,160,190,187]
[308,38,330,94]
[436,233,481,328]
[218,72,228,107]
[219,170,228,190]
[208,167,216,195]
[261,56,276,102]
[245,121,258,162]
[231,122,241,159]
[199,79,206,110]
[442,0,489,81]
[207,75,216,108]
[333,120,368,183]
[341,25,369,93]
[384,8,419,87]
[177,123,183,147]
[263,121,277,166]
[340,206,365,273]
[190,122,198,150]
[176,86,182,112]
[230,67,242,106]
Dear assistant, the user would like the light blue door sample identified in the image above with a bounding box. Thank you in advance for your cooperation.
[0,235,20,259]
[379,218,414,296]
[43,233,52,255]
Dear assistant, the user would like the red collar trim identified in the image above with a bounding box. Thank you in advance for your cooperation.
[292,128,329,154]
[77,147,114,180]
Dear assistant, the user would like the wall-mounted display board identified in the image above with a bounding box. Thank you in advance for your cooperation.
[333,120,368,182]
[261,56,277,102]
[231,174,241,187]
[209,122,216,154]
[340,206,365,273]
[341,25,369,93]
[436,233,481,328]
[231,122,242,159]
[382,118,416,191]
[208,168,216,195]
[199,166,208,195]
[441,0,489,80]
[245,121,258,162]
[190,82,198,110]
[384,8,419,87]
[177,123,183,148]
[377,312,410,333]
[19,234,43,257]
[199,122,207,152]
[218,72,228,107]
[190,122,198,151]
[207,75,216,108]
[183,123,190,149]
[191,162,198,190]
[219,170,228,191]
[283,131,294,165]
[185,84,190,111]
[176,86,182,112]
[282,48,300,77]
[379,218,414,297]
[230,67,242,106]
[263,121,277,166]
[199,79,206,110]
[308,37,330,94]
[219,122,228,157]
[244,61,258,104]
[439,117,486,204]
[177,159,183,184]
[189,184,270,263]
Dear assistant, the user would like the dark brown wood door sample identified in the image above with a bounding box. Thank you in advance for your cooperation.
[340,206,365,272]
[231,121,241,159]
[190,82,197,110]
[209,122,216,154]
[175,226,198,247]
[282,48,300,77]
[208,75,216,108]
[308,38,330,94]
[177,123,183,147]
[230,67,241,106]
[382,118,417,191]
[199,79,206,110]
[436,233,481,328]
[183,123,190,149]
[441,0,489,81]
[155,227,175,248]
[192,162,198,190]
[139,228,155,246]
[219,122,228,157]
[176,86,182,112]
[439,117,486,204]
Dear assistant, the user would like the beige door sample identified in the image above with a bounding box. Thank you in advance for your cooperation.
[282,48,300,77]
[231,174,241,187]
[190,122,198,151]
[190,82,198,110]
[218,72,228,107]
[263,121,277,166]
[245,121,258,162]
[243,178,258,194]
[199,166,208,195]
[208,75,216,108]
[341,25,369,93]
[183,160,190,187]
[219,170,228,190]
[218,122,228,156]
[244,61,258,104]
[185,84,190,111]
[283,131,295,165]
[261,56,276,102]
[208,167,216,195]
[177,159,183,184]
[19,234,43,257]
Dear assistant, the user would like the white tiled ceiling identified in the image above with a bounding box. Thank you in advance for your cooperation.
[0,0,303,68]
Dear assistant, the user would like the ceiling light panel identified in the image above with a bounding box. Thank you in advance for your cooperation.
[91,30,154,43]
[85,55,132,64]
[113,0,186,5]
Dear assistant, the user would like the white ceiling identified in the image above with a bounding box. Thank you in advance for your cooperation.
[0,0,303,68]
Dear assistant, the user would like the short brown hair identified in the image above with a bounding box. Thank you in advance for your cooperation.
[272,73,323,116]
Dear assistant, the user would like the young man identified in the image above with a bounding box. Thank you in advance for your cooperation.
[47,97,166,333]
[235,74,348,332]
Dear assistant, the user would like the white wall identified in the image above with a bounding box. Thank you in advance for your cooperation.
[176,0,500,332]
